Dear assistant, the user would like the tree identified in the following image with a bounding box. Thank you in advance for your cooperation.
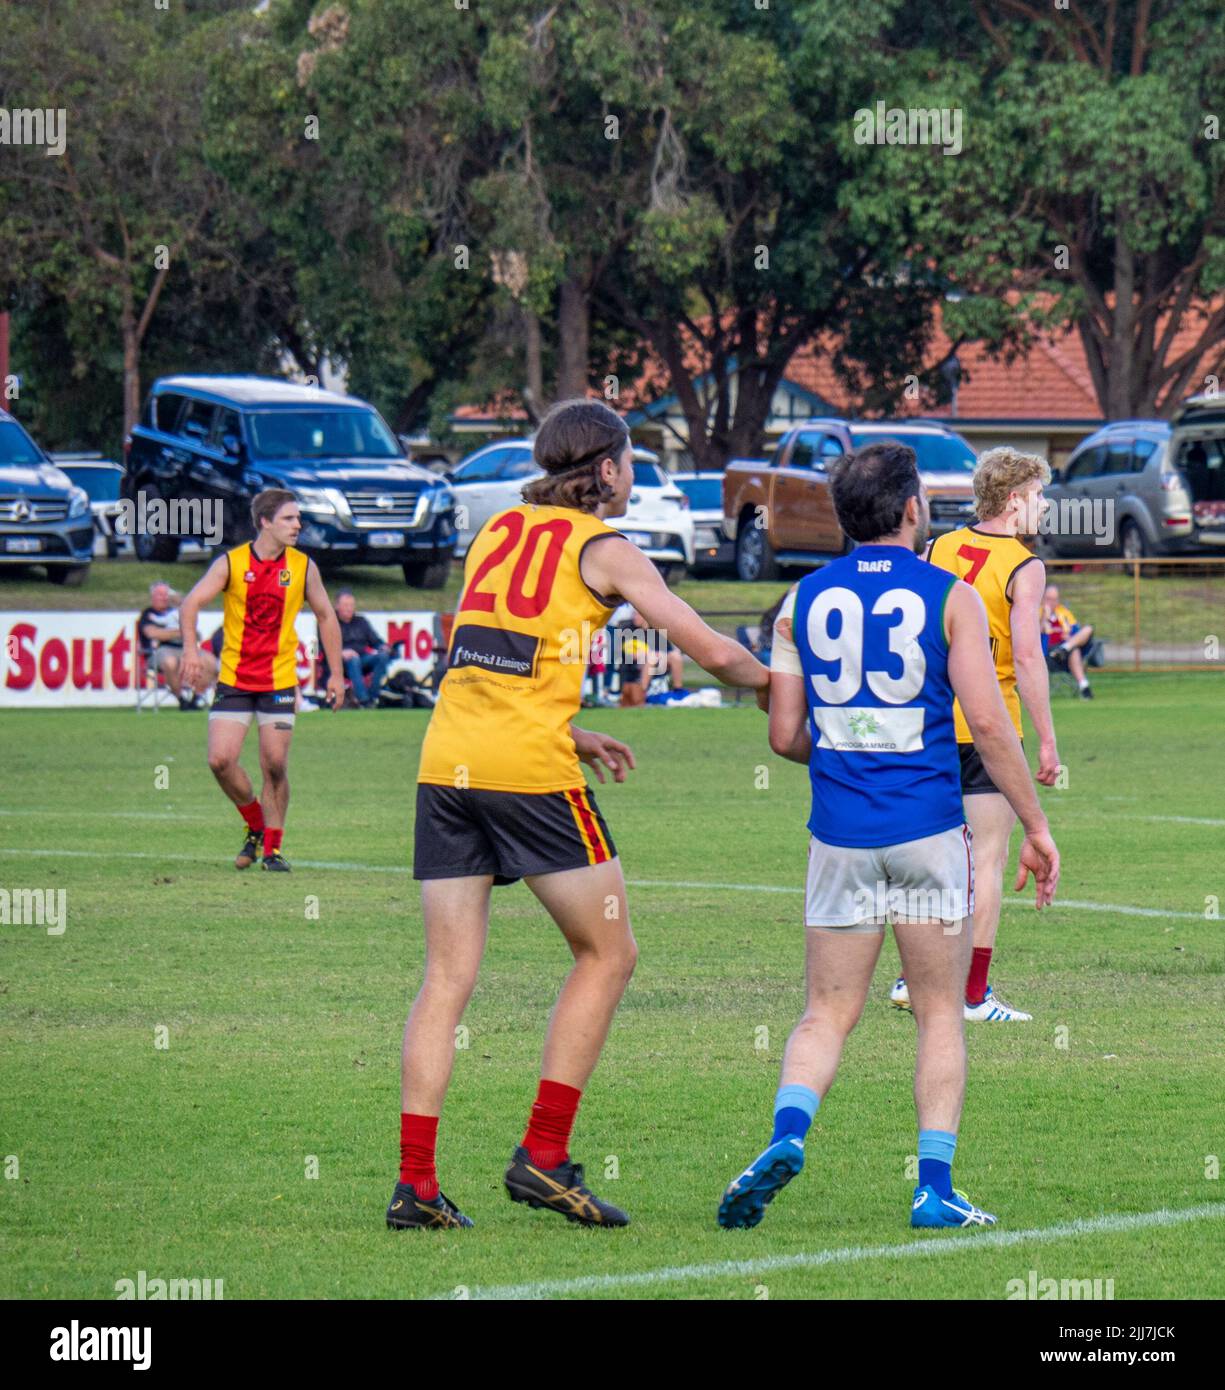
[862,0,1225,417]
[0,1,252,437]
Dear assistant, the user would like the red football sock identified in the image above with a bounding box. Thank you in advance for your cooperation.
[522,1079,582,1171]
[966,946,993,1005]
[399,1113,439,1199]
[238,799,264,833]
[263,827,283,854]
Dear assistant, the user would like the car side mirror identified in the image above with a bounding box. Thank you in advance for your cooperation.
[1048,465,1063,484]
[222,433,242,458]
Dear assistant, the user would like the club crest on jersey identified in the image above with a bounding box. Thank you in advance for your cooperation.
[244,570,256,583]
[278,569,292,586]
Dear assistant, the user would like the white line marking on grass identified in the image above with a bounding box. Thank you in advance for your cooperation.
[441,1202,1225,1301]
[0,808,209,822]
[0,849,1205,919]
[1145,815,1225,828]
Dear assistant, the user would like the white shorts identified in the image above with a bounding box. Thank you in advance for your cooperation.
[804,824,974,930]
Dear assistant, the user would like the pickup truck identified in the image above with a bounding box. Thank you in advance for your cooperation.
[722,419,979,580]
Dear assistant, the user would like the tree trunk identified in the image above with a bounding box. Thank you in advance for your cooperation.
[121,292,140,439]
[1106,231,1136,419]
[556,272,590,400]
[524,306,544,419]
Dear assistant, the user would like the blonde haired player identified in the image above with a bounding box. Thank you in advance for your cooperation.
[891,448,1058,1022]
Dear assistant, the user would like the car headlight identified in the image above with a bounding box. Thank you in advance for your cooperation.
[430,486,456,514]
[295,487,347,518]
[68,487,90,518]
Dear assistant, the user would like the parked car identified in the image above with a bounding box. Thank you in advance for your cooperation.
[723,420,978,581]
[123,376,457,587]
[52,454,126,556]
[1044,397,1225,558]
[447,439,696,579]
[673,470,734,572]
[0,408,94,584]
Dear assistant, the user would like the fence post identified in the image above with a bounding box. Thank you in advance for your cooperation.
[1132,560,1141,672]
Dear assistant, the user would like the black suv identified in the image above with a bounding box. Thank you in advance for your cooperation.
[123,376,457,587]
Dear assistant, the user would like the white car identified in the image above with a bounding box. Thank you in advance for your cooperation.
[448,440,694,578]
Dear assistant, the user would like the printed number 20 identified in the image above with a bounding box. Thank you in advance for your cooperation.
[460,513,573,619]
[806,586,926,706]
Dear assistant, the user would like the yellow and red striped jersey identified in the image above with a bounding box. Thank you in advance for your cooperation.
[219,543,308,691]
[418,504,618,792]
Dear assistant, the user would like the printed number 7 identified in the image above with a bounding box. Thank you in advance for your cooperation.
[957,544,990,586]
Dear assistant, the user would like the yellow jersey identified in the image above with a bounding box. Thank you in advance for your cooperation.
[417,504,619,792]
[219,543,308,691]
[927,525,1038,743]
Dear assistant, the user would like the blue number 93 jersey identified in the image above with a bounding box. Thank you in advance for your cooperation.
[792,544,962,848]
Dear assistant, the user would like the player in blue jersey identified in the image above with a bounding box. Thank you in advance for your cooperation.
[717,442,1060,1232]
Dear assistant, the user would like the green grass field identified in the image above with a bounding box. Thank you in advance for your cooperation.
[2,674,1223,1300]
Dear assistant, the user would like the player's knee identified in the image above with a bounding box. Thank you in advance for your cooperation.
[207,751,233,778]
[261,758,288,784]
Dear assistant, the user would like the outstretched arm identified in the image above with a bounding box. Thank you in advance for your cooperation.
[581,536,769,704]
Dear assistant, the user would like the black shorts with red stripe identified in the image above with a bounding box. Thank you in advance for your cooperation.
[413,784,617,886]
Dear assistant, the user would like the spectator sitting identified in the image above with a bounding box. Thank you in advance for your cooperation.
[139,580,217,709]
[616,608,683,706]
[330,590,393,708]
[1042,584,1094,699]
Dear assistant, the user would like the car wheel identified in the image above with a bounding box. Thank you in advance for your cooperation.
[403,558,451,590]
[735,519,780,582]
[48,564,90,587]
[1120,520,1148,561]
[132,489,180,564]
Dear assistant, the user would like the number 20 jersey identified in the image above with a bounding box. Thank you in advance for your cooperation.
[793,544,961,848]
[417,504,618,793]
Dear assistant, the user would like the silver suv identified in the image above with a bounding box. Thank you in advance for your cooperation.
[1044,396,1225,558]
[0,408,94,585]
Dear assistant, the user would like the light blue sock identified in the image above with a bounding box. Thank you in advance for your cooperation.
[771,1084,819,1144]
[918,1129,957,1198]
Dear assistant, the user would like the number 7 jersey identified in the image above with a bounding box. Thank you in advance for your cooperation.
[926,525,1037,744]
[417,504,618,792]
[788,544,961,848]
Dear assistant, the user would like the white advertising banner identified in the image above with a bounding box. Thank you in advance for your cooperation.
[1,609,444,707]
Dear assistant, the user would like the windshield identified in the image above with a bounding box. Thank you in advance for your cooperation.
[632,461,666,488]
[60,466,122,502]
[0,420,46,467]
[247,409,401,461]
[675,476,722,508]
[850,431,976,473]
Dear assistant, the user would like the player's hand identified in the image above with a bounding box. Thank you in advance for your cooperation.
[325,673,347,709]
[755,681,770,713]
[573,726,636,784]
[181,651,203,691]
[1015,829,1060,909]
[1036,739,1059,786]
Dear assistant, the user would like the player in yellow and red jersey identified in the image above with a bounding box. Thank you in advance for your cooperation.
[386,400,770,1232]
[180,490,345,872]
[889,448,1059,1023]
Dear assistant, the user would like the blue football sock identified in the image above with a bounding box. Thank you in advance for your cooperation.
[918,1129,958,1198]
[771,1084,819,1144]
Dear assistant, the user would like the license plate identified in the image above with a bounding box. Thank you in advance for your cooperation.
[367,531,404,548]
[626,532,652,549]
[6,537,41,553]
